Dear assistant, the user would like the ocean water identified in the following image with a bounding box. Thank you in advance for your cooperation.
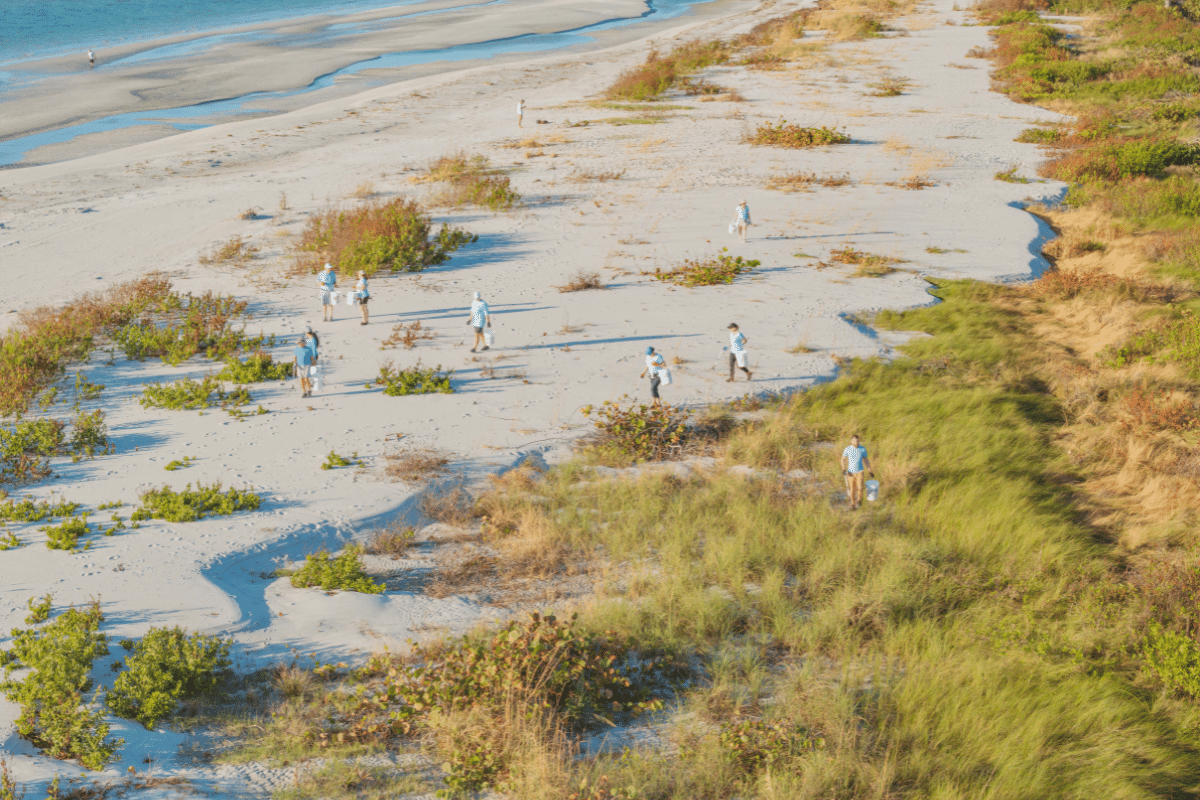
[0,0,710,166]
[0,0,430,66]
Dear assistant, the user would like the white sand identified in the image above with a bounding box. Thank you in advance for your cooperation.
[0,0,1065,791]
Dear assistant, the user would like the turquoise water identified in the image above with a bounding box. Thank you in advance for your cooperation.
[0,0,708,167]
[0,0,430,66]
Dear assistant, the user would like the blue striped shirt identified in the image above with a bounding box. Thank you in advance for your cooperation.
[730,331,746,353]
[646,353,665,376]
[736,204,750,222]
[356,278,370,299]
[843,445,867,473]
[293,346,313,367]
[305,335,319,362]
[318,269,337,290]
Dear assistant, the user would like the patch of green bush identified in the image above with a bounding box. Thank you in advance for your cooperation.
[107,627,232,729]
[139,376,252,412]
[131,482,261,522]
[1102,307,1200,377]
[216,351,293,382]
[1043,137,1200,183]
[604,39,733,101]
[745,120,851,148]
[112,292,272,367]
[0,601,122,769]
[40,514,91,551]
[321,451,362,470]
[0,412,113,485]
[0,495,79,522]
[288,545,384,594]
[297,197,478,277]
[1142,624,1200,697]
[651,250,760,286]
[375,362,454,396]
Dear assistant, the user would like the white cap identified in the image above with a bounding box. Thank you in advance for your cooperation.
[473,291,481,299]
[324,263,332,269]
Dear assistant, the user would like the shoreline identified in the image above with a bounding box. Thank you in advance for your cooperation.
[0,0,735,168]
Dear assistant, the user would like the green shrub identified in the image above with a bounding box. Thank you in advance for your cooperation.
[288,545,384,593]
[0,531,21,550]
[0,601,122,769]
[1097,175,1200,224]
[652,250,760,286]
[0,420,64,484]
[1103,308,1200,377]
[603,39,733,101]
[73,373,104,401]
[25,594,52,624]
[1043,137,1200,183]
[321,451,361,470]
[421,154,521,212]
[68,409,113,461]
[215,351,293,382]
[718,718,824,774]
[296,198,478,277]
[580,399,693,464]
[131,482,261,522]
[375,362,454,396]
[1142,624,1200,697]
[139,377,252,412]
[111,292,270,367]
[40,515,91,551]
[746,120,850,148]
[164,456,194,471]
[107,627,232,729]
[0,496,79,523]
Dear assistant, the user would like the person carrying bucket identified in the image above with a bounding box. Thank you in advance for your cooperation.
[840,434,874,510]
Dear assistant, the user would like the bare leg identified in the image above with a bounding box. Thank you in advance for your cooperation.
[360,303,369,324]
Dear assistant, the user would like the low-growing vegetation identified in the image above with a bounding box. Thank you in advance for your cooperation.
[381,320,436,350]
[286,545,384,594]
[580,399,695,464]
[383,447,451,482]
[215,351,292,382]
[765,171,852,192]
[198,234,259,267]
[745,120,851,148]
[651,249,761,287]
[139,376,253,413]
[131,482,261,522]
[321,450,362,470]
[294,197,478,276]
[108,628,232,729]
[824,246,905,276]
[415,153,520,211]
[0,412,114,485]
[554,270,607,292]
[373,361,454,396]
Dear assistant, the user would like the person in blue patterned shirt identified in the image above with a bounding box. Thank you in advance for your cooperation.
[292,337,314,398]
[317,264,337,322]
[727,322,752,382]
[468,291,491,352]
[839,434,873,510]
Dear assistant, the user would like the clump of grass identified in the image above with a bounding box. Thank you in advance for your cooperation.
[321,450,362,470]
[112,291,270,367]
[286,545,384,594]
[886,175,937,190]
[554,270,608,292]
[294,197,477,277]
[0,414,114,485]
[604,39,734,101]
[108,627,231,729]
[416,152,520,211]
[384,448,451,482]
[164,456,194,472]
[745,120,851,148]
[215,351,292,382]
[566,169,625,182]
[365,523,417,558]
[198,234,259,267]
[580,398,694,464]
[766,171,852,191]
[351,181,376,199]
[825,247,904,276]
[994,165,1031,183]
[130,482,260,522]
[651,249,760,287]
[373,361,454,396]
[418,483,475,526]
[381,321,436,350]
[867,75,909,96]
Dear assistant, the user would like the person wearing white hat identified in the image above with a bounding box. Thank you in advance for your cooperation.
[467,291,491,352]
[735,200,751,243]
[317,264,338,322]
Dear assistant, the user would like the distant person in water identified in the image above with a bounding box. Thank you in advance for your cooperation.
[355,270,370,325]
[468,291,491,352]
[727,322,752,382]
[517,99,525,128]
[317,263,337,322]
[640,346,666,407]
[88,49,95,67]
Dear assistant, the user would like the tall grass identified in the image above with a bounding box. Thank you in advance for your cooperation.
[416,153,519,211]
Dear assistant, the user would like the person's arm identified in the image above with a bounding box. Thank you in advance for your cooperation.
[840,452,848,473]
[863,454,873,475]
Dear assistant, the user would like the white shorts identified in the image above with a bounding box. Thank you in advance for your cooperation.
[320,291,335,306]
[735,352,747,368]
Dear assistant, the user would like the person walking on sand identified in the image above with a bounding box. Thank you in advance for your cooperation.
[640,346,666,407]
[840,434,874,510]
[727,323,752,382]
[293,336,314,398]
[305,328,320,364]
[468,291,491,352]
[354,270,370,325]
[517,99,525,128]
[88,49,95,67]
[735,199,751,243]
[318,263,337,322]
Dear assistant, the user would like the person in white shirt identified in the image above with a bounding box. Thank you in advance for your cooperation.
[88,49,95,67]
[735,200,751,243]
[354,271,370,325]
[517,99,525,128]
[727,322,752,382]
[639,346,666,406]
[468,291,491,352]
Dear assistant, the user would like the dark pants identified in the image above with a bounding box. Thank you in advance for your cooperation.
[650,375,661,399]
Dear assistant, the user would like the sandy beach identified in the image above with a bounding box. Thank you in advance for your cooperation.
[0,0,1066,791]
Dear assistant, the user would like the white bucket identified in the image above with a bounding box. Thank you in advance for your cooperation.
[660,368,673,385]
[484,331,495,347]
[865,479,880,502]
